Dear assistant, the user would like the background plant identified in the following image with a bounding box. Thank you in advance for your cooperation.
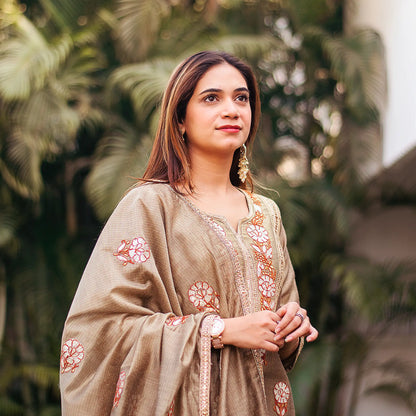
[0,0,415,415]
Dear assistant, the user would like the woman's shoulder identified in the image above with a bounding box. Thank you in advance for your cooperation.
[115,182,175,212]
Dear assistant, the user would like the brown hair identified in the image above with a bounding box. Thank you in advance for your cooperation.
[142,51,261,192]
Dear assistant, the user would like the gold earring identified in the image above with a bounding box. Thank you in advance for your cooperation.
[181,132,186,142]
[238,144,249,183]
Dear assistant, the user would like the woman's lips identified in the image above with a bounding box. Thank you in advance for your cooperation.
[217,125,242,133]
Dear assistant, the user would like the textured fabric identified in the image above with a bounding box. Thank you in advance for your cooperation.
[60,183,302,416]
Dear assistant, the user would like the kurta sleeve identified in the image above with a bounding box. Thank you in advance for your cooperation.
[59,186,210,415]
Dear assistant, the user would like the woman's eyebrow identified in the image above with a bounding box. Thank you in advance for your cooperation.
[198,87,249,95]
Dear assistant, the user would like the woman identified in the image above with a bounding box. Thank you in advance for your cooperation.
[60,51,318,416]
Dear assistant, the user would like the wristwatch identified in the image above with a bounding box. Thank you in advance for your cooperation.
[211,316,225,349]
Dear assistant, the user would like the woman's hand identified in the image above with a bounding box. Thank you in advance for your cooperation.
[221,311,282,352]
[273,301,319,358]
[219,303,318,353]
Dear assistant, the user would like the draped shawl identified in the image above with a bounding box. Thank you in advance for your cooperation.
[60,183,302,416]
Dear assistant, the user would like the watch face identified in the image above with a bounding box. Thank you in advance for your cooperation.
[212,318,224,336]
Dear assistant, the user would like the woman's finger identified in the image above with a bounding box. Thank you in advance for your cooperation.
[275,307,306,337]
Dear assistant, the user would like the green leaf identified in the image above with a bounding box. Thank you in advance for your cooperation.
[85,122,154,220]
[0,16,73,100]
[115,0,171,62]
[107,58,175,121]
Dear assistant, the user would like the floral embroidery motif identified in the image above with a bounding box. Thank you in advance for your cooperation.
[114,237,150,265]
[167,399,175,416]
[188,281,220,313]
[60,339,84,374]
[165,316,189,327]
[113,370,126,408]
[247,196,277,311]
[247,224,269,243]
[273,382,290,416]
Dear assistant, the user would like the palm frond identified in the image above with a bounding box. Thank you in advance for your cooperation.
[364,382,416,411]
[72,8,116,46]
[16,89,80,151]
[285,0,339,29]
[341,259,416,324]
[196,34,286,61]
[55,46,105,99]
[323,28,387,122]
[0,16,73,100]
[0,207,17,248]
[107,58,175,121]
[331,117,382,190]
[39,0,86,30]
[85,123,154,220]
[114,0,171,62]
[0,130,44,200]
[308,178,350,237]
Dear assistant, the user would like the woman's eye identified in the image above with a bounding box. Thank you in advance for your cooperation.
[204,94,218,102]
[236,94,249,102]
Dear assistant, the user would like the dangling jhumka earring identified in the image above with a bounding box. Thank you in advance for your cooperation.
[238,144,249,183]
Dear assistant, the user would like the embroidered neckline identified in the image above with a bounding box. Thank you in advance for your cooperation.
[170,185,255,234]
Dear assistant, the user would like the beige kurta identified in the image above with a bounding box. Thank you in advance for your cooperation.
[60,182,302,416]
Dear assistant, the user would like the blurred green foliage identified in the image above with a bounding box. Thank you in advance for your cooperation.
[0,0,415,415]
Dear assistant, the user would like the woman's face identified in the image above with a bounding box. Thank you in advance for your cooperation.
[180,63,252,160]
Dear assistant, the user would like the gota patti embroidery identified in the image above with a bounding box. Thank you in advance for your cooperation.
[60,339,84,374]
[199,315,216,416]
[113,370,126,408]
[273,382,290,416]
[247,196,278,311]
[167,400,175,416]
[113,237,150,265]
[188,281,220,313]
[175,190,267,396]
[165,315,189,327]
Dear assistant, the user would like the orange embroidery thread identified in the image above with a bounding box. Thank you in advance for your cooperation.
[188,281,220,313]
[273,382,290,416]
[247,196,277,311]
[165,316,189,327]
[60,339,84,374]
[167,399,175,416]
[114,237,150,265]
[113,370,126,408]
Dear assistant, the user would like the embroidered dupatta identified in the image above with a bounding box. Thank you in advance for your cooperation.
[60,183,302,416]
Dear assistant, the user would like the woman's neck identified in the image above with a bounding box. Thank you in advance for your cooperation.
[189,153,235,196]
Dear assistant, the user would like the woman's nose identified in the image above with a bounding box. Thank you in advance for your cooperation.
[221,98,239,118]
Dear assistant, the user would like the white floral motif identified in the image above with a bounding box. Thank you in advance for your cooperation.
[165,316,189,327]
[252,243,273,260]
[273,382,290,416]
[129,237,150,263]
[60,339,84,374]
[113,370,126,408]
[246,195,278,313]
[114,237,150,265]
[188,281,220,313]
[247,224,269,243]
[258,274,276,298]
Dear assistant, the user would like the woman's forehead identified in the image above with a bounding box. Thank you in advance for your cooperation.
[194,63,248,93]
